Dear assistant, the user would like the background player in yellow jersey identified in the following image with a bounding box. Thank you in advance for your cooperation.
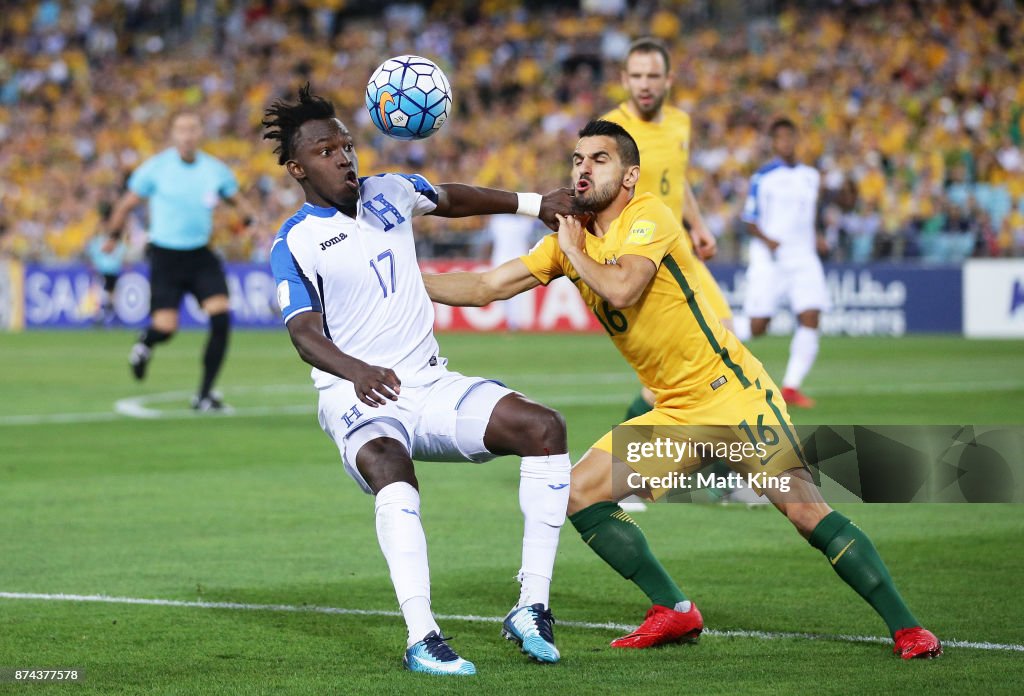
[423,120,941,660]
[601,38,734,423]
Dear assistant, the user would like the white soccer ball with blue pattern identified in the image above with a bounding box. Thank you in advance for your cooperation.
[365,55,452,141]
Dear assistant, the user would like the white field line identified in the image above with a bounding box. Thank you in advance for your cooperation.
[1,376,1023,427]
[0,389,636,426]
[0,591,1019,653]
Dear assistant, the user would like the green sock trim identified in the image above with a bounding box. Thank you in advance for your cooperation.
[624,393,654,420]
[570,502,687,607]
[569,500,620,533]
[810,511,919,636]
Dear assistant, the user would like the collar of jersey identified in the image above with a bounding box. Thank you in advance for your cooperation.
[302,202,341,218]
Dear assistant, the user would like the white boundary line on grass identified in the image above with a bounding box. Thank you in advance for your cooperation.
[1,376,1023,427]
[1,591,1020,653]
[0,388,636,426]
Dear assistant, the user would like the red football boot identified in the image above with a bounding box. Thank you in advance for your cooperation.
[781,386,816,408]
[893,627,943,659]
[610,603,704,648]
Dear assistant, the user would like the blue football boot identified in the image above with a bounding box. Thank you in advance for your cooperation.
[403,631,476,676]
[502,603,559,663]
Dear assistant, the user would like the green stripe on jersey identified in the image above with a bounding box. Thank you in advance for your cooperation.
[663,255,751,388]
[764,387,809,468]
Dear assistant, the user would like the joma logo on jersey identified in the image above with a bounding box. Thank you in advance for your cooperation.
[320,234,348,251]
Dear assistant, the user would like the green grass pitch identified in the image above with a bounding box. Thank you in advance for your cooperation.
[1,330,1023,694]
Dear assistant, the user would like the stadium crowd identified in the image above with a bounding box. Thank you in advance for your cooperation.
[1,0,1022,264]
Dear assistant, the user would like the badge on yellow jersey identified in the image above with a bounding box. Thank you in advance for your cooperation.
[626,220,656,245]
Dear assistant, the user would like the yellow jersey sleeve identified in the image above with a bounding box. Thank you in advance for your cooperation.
[520,233,566,285]
[615,197,680,268]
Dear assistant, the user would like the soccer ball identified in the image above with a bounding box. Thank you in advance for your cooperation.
[365,55,452,141]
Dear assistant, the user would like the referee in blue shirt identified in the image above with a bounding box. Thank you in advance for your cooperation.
[106,112,259,411]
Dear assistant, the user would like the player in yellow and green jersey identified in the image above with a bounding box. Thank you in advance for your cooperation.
[602,38,735,423]
[423,120,941,660]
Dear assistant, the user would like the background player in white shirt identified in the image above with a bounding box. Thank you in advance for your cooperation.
[263,85,575,676]
[735,118,828,408]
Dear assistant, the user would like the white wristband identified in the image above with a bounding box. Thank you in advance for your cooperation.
[515,192,542,217]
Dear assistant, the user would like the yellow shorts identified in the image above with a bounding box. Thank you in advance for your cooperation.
[593,373,806,499]
[695,260,732,321]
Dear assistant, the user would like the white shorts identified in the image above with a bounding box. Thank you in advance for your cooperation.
[317,370,515,494]
[743,254,829,317]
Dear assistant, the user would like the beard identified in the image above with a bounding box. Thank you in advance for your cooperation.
[575,177,620,212]
[634,91,666,118]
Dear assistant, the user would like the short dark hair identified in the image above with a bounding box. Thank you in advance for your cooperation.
[578,120,640,168]
[262,83,336,165]
[626,37,671,73]
[769,117,797,135]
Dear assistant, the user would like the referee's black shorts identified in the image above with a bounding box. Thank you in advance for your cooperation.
[148,244,229,312]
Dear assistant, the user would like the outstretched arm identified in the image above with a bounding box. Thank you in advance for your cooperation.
[431,184,575,231]
[557,214,657,310]
[286,311,401,408]
[423,258,541,307]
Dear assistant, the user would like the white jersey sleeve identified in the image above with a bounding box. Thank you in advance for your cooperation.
[270,212,322,323]
[361,172,439,218]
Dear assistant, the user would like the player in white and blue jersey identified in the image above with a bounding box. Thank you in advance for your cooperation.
[105,112,261,410]
[735,117,828,408]
[263,85,576,676]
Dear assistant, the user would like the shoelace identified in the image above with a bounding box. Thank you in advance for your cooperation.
[422,633,460,662]
[631,608,671,635]
[529,607,556,643]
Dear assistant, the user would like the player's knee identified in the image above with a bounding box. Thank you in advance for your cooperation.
[202,294,231,316]
[797,316,819,330]
[152,318,178,334]
[355,438,417,492]
[522,405,567,452]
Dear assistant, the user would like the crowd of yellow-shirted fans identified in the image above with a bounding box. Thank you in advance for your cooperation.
[1,0,1022,264]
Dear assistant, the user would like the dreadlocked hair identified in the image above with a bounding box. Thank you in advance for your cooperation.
[262,83,336,165]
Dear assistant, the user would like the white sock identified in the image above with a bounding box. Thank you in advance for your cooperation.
[733,315,752,342]
[374,482,440,646]
[517,453,571,609]
[782,326,820,389]
[399,596,436,646]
